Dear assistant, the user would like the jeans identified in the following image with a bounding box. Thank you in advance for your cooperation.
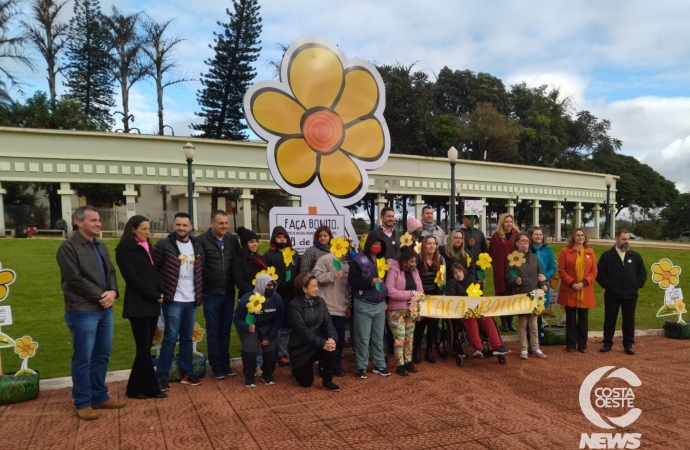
[353,299,386,370]
[202,295,234,371]
[157,301,196,381]
[64,308,114,409]
[331,315,347,371]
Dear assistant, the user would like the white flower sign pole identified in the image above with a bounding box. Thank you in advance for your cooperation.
[243,36,391,253]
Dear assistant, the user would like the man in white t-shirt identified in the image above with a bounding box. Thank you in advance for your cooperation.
[153,212,206,391]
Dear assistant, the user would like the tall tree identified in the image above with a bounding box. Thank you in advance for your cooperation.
[0,0,35,96]
[63,0,115,131]
[661,193,690,239]
[102,6,150,133]
[21,0,70,107]
[192,0,262,209]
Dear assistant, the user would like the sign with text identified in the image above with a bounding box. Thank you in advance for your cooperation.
[420,294,536,319]
[464,200,483,216]
[0,306,12,326]
[664,287,683,305]
[270,207,347,254]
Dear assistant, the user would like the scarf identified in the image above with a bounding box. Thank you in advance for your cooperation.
[575,247,585,307]
[314,242,329,252]
[136,239,153,263]
[302,294,314,307]
[422,220,436,233]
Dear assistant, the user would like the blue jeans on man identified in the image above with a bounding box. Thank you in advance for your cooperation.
[202,295,234,371]
[64,308,114,409]
[157,301,196,381]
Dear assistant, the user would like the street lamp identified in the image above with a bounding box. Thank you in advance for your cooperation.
[384,181,390,208]
[448,146,458,230]
[183,142,196,229]
[602,174,613,239]
[563,195,568,238]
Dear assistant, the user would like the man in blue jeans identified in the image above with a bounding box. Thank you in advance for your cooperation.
[199,210,240,379]
[57,206,124,420]
[153,212,206,391]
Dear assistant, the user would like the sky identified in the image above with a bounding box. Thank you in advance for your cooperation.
[7,0,690,193]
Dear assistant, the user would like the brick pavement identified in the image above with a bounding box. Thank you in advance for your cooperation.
[1,335,688,450]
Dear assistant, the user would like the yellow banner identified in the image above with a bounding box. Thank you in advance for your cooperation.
[420,294,537,319]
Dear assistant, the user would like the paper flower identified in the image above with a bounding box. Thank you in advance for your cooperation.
[14,336,38,358]
[283,248,296,267]
[359,234,367,250]
[191,324,205,343]
[330,236,349,258]
[376,258,390,279]
[549,269,561,291]
[467,283,483,297]
[675,300,686,312]
[466,255,472,267]
[477,253,492,271]
[399,232,415,247]
[247,293,266,314]
[414,241,422,255]
[435,265,446,287]
[463,306,483,319]
[507,251,526,267]
[0,263,17,301]
[246,41,387,199]
[252,266,279,285]
[651,259,681,289]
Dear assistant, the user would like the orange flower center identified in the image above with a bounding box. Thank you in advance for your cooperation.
[663,271,671,279]
[302,109,343,153]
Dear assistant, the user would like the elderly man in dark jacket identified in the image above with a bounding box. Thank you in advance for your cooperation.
[57,206,122,420]
[199,210,240,379]
[596,229,647,355]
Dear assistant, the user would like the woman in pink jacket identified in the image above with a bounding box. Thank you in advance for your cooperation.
[385,246,423,376]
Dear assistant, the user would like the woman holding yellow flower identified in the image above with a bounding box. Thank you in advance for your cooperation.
[299,226,334,274]
[489,213,520,332]
[441,230,476,283]
[412,236,446,364]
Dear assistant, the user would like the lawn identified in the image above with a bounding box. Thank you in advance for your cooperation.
[0,239,688,379]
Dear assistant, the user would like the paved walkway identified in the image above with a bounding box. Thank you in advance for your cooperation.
[1,335,688,450]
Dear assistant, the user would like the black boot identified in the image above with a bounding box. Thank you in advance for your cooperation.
[425,347,436,364]
[412,346,421,364]
[500,316,509,333]
[506,315,516,332]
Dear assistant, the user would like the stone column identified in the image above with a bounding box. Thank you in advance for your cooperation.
[505,200,515,216]
[123,184,138,221]
[414,194,424,218]
[289,196,300,207]
[376,195,387,221]
[58,182,75,237]
[0,182,5,235]
[481,197,488,236]
[610,202,617,238]
[241,188,253,230]
[531,200,541,227]
[553,202,563,241]
[574,202,583,229]
[592,204,601,239]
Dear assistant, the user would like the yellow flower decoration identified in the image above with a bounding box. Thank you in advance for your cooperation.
[651,259,681,289]
[14,336,38,358]
[467,283,483,297]
[330,236,349,258]
[191,324,205,343]
[245,39,388,199]
[435,265,446,287]
[283,248,296,267]
[253,266,279,286]
[549,266,561,291]
[247,293,266,314]
[507,251,526,267]
[359,234,367,251]
[153,328,163,345]
[672,300,686,312]
[466,255,472,267]
[376,258,390,279]
[0,263,17,301]
[463,306,483,319]
[399,232,415,247]
[536,305,545,315]
[477,253,492,271]
[414,241,422,255]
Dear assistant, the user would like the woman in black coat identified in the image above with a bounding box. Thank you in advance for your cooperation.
[288,272,340,392]
[115,215,166,400]
[234,227,269,298]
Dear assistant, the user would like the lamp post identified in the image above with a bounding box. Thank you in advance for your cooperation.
[602,174,613,239]
[563,195,568,238]
[384,181,390,208]
[448,146,458,230]
[183,142,196,229]
[514,189,521,227]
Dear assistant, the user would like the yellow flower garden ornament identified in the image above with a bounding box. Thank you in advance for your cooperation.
[330,236,349,258]
[467,283,483,297]
[0,263,17,301]
[399,232,415,248]
[507,251,526,267]
[651,259,681,289]
[247,293,266,314]
[191,323,205,343]
[477,253,492,271]
[414,241,422,255]
[14,336,37,359]
[252,266,279,286]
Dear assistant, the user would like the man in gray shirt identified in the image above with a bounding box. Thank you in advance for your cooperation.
[421,205,446,246]
[57,206,123,420]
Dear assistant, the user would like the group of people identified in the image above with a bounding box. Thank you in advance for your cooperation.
[56,204,647,421]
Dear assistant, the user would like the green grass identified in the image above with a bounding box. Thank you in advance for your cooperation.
[0,239,688,378]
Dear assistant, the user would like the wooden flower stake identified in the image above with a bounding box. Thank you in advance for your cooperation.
[0,262,40,405]
[651,259,690,339]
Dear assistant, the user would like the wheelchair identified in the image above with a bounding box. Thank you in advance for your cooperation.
[435,317,507,366]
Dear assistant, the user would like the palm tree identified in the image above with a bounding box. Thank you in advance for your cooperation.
[0,0,36,95]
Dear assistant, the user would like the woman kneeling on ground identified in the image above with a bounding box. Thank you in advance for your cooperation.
[446,263,509,358]
[288,272,341,391]
[233,274,284,388]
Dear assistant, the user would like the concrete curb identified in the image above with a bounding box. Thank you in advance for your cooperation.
[38,328,667,391]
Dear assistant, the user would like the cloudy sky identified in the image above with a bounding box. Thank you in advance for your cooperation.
[8,0,690,192]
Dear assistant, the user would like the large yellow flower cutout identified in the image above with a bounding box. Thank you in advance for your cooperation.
[0,264,17,301]
[247,293,266,314]
[399,232,415,248]
[376,258,390,279]
[467,283,483,297]
[14,336,38,359]
[435,265,446,287]
[246,40,388,199]
[330,236,348,258]
[283,248,296,267]
[651,259,681,289]
[507,251,526,268]
[253,267,279,286]
[477,253,492,271]
[192,324,205,343]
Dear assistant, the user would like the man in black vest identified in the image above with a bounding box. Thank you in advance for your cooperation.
[369,206,400,260]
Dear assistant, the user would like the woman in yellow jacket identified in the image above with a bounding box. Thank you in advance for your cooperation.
[557,228,598,353]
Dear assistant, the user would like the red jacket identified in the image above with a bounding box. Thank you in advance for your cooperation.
[488,231,517,296]
[557,246,598,308]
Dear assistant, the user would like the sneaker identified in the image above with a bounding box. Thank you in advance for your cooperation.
[158,379,171,392]
[404,362,418,373]
[356,369,367,379]
[492,346,511,356]
[519,351,528,360]
[223,366,237,377]
[180,375,202,386]
[323,381,341,391]
[333,368,346,377]
[245,378,256,388]
[277,356,292,368]
[534,350,548,359]
[212,369,225,380]
[373,367,391,377]
[261,373,275,385]
[395,365,409,376]
[473,348,484,358]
